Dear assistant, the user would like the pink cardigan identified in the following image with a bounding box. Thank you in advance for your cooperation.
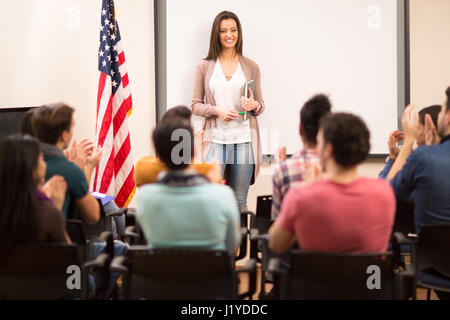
[191,55,265,184]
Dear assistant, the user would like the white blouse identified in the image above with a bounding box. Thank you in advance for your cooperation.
[209,60,251,144]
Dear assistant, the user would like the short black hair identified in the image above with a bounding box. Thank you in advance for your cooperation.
[152,118,194,171]
[320,113,370,168]
[418,105,441,126]
[161,106,192,123]
[300,94,332,144]
[446,86,450,112]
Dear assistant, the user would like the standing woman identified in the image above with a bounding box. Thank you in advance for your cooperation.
[192,11,265,211]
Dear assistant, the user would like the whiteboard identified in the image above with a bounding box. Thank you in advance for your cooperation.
[157,0,406,155]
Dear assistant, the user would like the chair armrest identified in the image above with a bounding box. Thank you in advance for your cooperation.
[124,226,139,238]
[105,207,128,217]
[83,253,110,270]
[110,255,129,273]
[250,228,269,242]
[237,259,257,299]
[393,232,415,246]
[235,227,248,261]
[96,231,113,243]
[267,257,286,275]
[236,258,256,275]
[392,232,416,268]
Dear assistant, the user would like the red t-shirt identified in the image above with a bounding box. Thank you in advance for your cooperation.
[277,177,395,253]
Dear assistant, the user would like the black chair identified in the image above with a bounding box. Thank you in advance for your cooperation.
[123,210,249,262]
[396,224,450,300]
[248,195,278,298]
[268,250,412,300]
[392,201,415,236]
[65,220,116,299]
[249,195,273,263]
[0,244,88,299]
[111,248,256,300]
[73,199,125,241]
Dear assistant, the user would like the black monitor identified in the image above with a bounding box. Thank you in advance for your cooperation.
[0,107,37,143]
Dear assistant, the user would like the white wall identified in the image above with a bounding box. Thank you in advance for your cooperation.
[0,0,156,167]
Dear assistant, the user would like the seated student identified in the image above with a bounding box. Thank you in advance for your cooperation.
[268,113,395,254]
[271,94,332,220]
[31,104,101,221]
[31,103,127,298]
[136,118,240,256]
[387,88,450,300]
[0,134,70,265]
[379,105,441,179]
[134,105,219,187]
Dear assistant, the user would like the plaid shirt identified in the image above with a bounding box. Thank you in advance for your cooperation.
[271,149,319,220]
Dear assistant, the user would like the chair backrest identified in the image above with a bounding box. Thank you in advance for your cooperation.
[0,244,85,299]
[74,199,110,240]
[256,195,272,220]
[416,224,450,278]
[284,250,395,300]
[392,201,415,235]
[122,248,237,300]
[66,219,87,246]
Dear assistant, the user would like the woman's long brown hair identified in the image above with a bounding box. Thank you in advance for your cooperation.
[205,11,243,61]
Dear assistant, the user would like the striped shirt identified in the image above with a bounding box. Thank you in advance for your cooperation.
[271,149,319,220]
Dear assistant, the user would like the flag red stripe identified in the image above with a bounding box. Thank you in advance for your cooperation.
[96,73,107,118]
[99,151,115,194]
[121,73,129,88]
[115,168,135,208]
[113,96,132,136]
[118,52,125,65]
[97,94,113,147]
[114,134,131,174]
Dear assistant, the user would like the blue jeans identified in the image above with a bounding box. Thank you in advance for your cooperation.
[206,142,254,211]
[91,240,128,298]
[103,201,126,238]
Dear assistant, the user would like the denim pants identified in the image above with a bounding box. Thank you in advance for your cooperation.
[90,240,128,298]
[206,142,254,212]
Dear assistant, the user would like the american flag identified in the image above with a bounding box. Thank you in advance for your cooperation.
[93,0,135,207]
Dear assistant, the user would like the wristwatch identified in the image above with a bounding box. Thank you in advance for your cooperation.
[385,156,394,164]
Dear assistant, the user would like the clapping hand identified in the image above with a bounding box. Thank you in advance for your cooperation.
[387,130,404,160]
[65,139,95,170]
[401,105,419,141]
[41,175,67,211]
[424,114,440,146]
[86,145,103,169]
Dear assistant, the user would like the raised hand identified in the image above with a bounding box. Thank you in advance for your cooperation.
[41,175,67,211]
[424,114,440,146]
[278,146,287,162]
[86,145,103,169]
[387,130,404,160]
[401,105,419,140]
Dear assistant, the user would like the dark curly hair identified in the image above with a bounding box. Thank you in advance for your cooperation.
[320,113,370,168]
[300,94,332,144]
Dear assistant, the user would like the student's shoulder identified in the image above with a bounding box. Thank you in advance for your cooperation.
[360,177,395,198]
[203,183,235,199]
